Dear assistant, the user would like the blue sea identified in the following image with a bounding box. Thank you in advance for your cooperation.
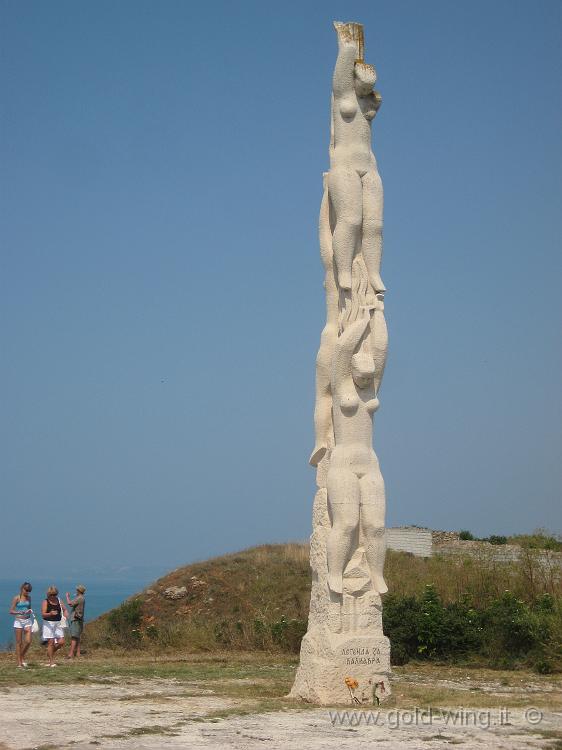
[0,578,146,650]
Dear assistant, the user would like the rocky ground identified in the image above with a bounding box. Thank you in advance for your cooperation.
[0,656,560,750]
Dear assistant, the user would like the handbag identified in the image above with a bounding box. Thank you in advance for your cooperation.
[58,599,68,629]
[31,613,39,634]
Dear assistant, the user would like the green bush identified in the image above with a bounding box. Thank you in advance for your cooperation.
[480,592,536,660]
[536,593,555,613]
[270,616,307,652]
[390,642,410,666]
[145,624,159,641]
[213,620,231,646]
[458,531,508,545]
[416,584,446,658]
[534,658,553,674]
[416,585,482,659]
[107,598,144,647]
[488,535,508,545]
[383,594,421,663]
[253,618,268,649]
[384,587,483,662]
[508,529,562,552]
[384,587,561,671]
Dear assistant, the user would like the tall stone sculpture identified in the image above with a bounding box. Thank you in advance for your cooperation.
[291,21,391,705]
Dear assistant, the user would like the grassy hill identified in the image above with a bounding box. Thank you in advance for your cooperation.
[88,544,311,652]
[86,542,561,673]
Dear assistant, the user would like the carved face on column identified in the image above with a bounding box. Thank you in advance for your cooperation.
[354,62,376,97]
[351,352,375,389]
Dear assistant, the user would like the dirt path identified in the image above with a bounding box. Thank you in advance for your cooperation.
[0,674,560,750]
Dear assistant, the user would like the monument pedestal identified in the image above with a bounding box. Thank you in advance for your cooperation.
[290,488,391,705]
[291,630,390,704]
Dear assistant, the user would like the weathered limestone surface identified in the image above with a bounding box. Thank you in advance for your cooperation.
[291,21,391,705]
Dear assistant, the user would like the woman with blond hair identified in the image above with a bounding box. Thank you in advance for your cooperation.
[41,586,68,667]
[9,582,33,668]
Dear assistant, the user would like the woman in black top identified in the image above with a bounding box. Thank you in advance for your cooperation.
[41,586,68,667]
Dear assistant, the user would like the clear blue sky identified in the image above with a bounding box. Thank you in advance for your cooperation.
[1,0,561,578]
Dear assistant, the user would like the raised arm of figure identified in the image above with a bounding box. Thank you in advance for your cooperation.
[332,309,373,391]
[332,22,359,104]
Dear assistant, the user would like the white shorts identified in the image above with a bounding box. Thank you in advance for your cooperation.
[42,621,65,640]
[14,618,32,630]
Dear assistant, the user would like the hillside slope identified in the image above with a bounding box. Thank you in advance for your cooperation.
[144,542,310,625]
[87,540,560,670]
[87,544,311,651]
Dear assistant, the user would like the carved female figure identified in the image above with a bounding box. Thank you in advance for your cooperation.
[329,22,384,293]
[326,306,388,596]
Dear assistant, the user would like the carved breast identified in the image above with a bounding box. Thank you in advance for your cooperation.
[359,95,377,121]
[340,390,360,413]
[365,397,380,414]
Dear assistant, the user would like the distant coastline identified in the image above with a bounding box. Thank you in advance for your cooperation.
[0,577,148,650]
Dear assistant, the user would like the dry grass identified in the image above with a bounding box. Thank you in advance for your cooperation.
[86,543,312,653]
[81,543,560,659]
[391,662,562,710]
[281,542,310,566]
[0,651,560,713]
[0,648,296,688]
[385,547,561,604]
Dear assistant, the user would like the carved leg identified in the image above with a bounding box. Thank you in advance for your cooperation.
[361,170,385,293]
[326,466,360,593]
[328,167,362,290]
[359,469,388,594]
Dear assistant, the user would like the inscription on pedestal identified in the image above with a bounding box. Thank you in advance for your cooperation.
[341,645,381,666]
